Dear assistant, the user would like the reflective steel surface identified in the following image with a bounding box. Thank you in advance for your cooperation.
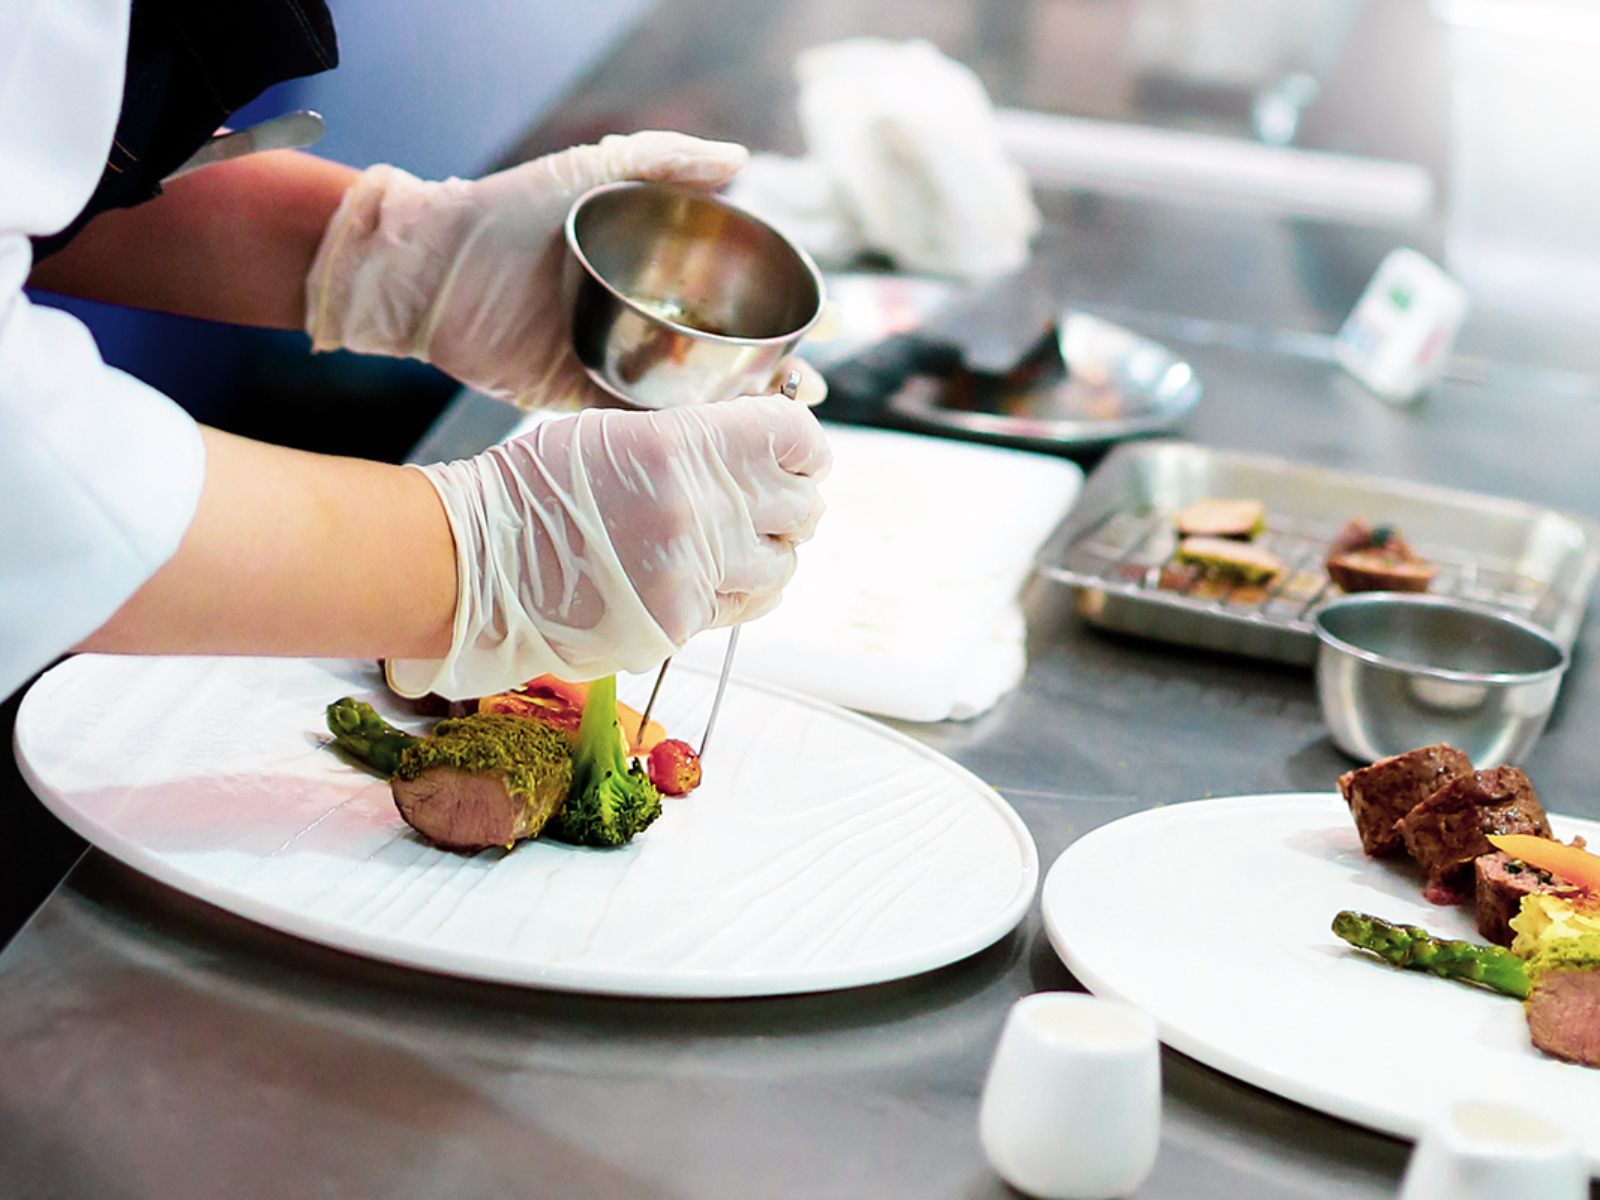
[1035,440,1600,665]
[1314,593,1568,768]
[565,181,823,408]
[9,1,1600,1197]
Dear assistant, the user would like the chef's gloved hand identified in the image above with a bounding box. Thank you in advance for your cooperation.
[386,394,832,701]
[305,130,792,409]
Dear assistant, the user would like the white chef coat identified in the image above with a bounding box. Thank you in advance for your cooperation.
[1,0,207,699]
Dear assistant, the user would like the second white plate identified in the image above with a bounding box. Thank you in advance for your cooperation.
[16,654,1038,998]
[1041,793,1600,1171]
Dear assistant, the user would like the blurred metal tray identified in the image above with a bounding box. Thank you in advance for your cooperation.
[883,311,1202,454]
[1035,440,1600,666]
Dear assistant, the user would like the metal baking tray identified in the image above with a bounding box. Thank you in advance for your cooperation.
[1035,440,1600,665]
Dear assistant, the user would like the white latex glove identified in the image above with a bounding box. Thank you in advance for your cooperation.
[306,131,774,409]
[387,394,832,700]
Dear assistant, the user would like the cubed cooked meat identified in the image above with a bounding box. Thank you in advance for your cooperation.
[1396,766,1552,888]
[1474,851,1573,947]
[1337,744,1474,856]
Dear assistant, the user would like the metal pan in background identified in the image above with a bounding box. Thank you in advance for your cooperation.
[1034,439,1600,666]
[883,311,1202,454]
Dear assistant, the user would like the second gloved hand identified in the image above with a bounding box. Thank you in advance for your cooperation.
[304,131,749,409]
[386,394,832,700]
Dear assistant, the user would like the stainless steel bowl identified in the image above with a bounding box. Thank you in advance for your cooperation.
[564,181,825,408]
[1312,593,1568,768]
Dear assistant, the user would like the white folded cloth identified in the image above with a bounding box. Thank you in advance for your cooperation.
[493,411,1083,723]
[727,39,1040,283]
[675,423,1082,722]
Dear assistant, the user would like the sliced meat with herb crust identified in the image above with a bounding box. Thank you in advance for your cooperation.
[392,767,566,852]
[1173,498,1266,540]
[1172,536,1283,584]
[1337,744,1474,857]
[1396,766,1552,891]
[1324,519,1437,593]
[1325,549,1438,594]
[389,713,573,853]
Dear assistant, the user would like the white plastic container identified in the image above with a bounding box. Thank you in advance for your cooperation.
[1335,247,1468,402]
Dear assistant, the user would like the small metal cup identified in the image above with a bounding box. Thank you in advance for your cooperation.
[564,181,825,408]
[1312,593,1568,768]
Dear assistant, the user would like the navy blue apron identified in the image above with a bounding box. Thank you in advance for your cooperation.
[32,0,339,259]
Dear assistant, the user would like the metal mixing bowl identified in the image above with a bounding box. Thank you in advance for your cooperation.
[1312,593,1568,768]
[564,181,825,408]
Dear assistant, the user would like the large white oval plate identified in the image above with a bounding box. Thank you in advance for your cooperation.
[16,654,1037,998]
[1041,793,1600,1172]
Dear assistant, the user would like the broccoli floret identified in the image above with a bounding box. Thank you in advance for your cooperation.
[545,674,663,847]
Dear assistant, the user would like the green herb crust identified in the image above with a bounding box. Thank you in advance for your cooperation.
[395,713,573,813]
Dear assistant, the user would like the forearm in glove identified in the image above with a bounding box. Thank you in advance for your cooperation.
[386,393,832,699]
[305,131,749,409]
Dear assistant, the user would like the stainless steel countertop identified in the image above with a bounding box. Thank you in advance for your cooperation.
[7,1,1600,1196]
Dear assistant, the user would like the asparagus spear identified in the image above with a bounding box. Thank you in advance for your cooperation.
[1332,911,1532,1000]
[326,698,421,777]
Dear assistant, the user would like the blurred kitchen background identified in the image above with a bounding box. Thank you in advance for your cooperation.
[27,0,1600,459]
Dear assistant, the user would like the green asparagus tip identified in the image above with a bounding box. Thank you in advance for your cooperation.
[1333,910,1531,1000]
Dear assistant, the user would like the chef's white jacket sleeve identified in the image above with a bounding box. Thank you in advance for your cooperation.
[1,0,207,697]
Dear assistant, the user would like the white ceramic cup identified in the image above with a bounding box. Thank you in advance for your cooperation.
[1398,1100,1585,1200]
[978,991,1161,1200]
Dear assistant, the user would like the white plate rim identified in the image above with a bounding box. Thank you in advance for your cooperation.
[1040,792,1600,1170]
[16,655,1039,999]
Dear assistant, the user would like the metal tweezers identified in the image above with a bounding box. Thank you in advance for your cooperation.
[634,625,739,760]
[635,365,803,757]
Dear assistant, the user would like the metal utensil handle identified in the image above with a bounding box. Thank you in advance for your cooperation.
[635,658,671,747]
[163,110,326,183]
[698,625,740,758]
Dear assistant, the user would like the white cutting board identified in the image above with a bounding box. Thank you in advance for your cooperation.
[677,423,1082,722]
